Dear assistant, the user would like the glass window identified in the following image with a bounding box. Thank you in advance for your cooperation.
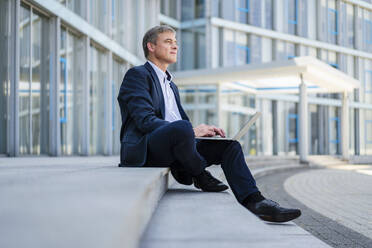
[288,0,298,34]
[361,110,372,155]
[328,0,337,44]
[19,6,50,155]
[223,29,235,66]
[60,28,84,155]
[181,29,194,70]
[236,32,249,65]
[112,0,125,46]
[182,0,193,21]
[238,0,249,23]
[298,0,308,37]
[195,0,205,18]
[0,0,12,154]
[287,114,298,144]
[112,60,127,155]
[89,0,108,34]
[181,27,205,70]
[264,0,273,29]
[346,3,354,48]
[328,107,340,155]
[222,0,235,21]
[195,27,206,68]
[287,104,298,154]
[365,69,372,99]
[287,42,296,59]
[19,5,31,155]
[90,45,107,155]
[365,20,372,46]
[250,0,261,27]
[249,35,261,63]
[211,0,221,17]
[365,120,372,146]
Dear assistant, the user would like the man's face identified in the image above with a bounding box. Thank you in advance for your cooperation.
[148,31,178,64]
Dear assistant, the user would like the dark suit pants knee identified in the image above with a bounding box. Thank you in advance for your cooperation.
[144,120,259,203]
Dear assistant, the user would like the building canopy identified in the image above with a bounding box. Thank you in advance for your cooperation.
[174,56,360,94]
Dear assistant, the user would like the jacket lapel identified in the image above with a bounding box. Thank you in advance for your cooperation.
[170,82,189,121]
[144,62,165,119]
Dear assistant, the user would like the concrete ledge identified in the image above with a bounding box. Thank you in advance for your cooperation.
[349,155,372,164]
[0,157,169,248]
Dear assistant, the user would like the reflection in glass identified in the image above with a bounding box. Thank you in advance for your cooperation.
[112,0,125,46]
[90,46,107,155]
[113,60,126,155]
[60,29,84,155]
[19,6,50,155]
[90,0,107,33]
[19,5,31,154]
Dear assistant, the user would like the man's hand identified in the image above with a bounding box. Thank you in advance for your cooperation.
[193,124,226,138]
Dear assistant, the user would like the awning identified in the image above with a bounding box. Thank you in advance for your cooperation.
[173,56,360,94]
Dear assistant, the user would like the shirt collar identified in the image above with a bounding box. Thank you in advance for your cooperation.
[147,60,173,82]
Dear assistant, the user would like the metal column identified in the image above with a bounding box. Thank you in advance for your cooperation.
[9,0,20,156]
[106,52,113,155]
[49,17,61,156]
[82,36,90,156]
[341,91,350,160]
[299,74,308,162]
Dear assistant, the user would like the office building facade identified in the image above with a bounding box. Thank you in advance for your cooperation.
[1,0,372,159]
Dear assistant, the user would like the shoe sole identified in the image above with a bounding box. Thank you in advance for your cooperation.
[194,184,229,192]
[258,210,301,223]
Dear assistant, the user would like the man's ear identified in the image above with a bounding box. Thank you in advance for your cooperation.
[147,42,155,53]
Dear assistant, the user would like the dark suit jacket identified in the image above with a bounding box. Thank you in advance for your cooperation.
[117,62,189,166]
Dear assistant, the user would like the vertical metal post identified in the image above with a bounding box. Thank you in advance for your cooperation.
[49,17,61,156]
[9,0,20,156]
[299,74,308,162]
[82,36,90,155]
[106,51,113,155]
[341,91,350,160]
[29,8,33,154]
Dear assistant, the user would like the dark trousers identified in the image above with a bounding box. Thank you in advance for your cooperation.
[144,120,259,203]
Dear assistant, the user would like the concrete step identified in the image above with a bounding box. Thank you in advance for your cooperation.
[141,167,330,248]
[307,155,348,167]
[0,157,169,248]
[245,156,301,168]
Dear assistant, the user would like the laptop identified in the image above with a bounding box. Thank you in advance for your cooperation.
[196,112,261,141]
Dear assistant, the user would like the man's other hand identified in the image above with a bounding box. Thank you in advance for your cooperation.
[193,124,226,138]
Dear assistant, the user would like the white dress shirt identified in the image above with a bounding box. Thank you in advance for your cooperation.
[147,61,182,122]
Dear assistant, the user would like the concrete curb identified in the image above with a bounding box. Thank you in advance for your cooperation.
[0,161,170,248]
[124,168,170,248]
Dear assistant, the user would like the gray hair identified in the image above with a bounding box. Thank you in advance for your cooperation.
[142,25,176,59]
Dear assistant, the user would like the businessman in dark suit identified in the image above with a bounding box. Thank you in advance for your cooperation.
[117,25,301,223]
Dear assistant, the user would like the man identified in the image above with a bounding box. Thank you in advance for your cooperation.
[117,25,301,223]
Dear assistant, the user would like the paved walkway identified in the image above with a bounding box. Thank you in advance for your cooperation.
[284,164,372,240]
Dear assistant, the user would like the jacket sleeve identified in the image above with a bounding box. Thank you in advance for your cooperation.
[118,68,169,134]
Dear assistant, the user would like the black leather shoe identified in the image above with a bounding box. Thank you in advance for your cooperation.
[193,170,229,192]
[171,168,193,185]
[245,199,301,223]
